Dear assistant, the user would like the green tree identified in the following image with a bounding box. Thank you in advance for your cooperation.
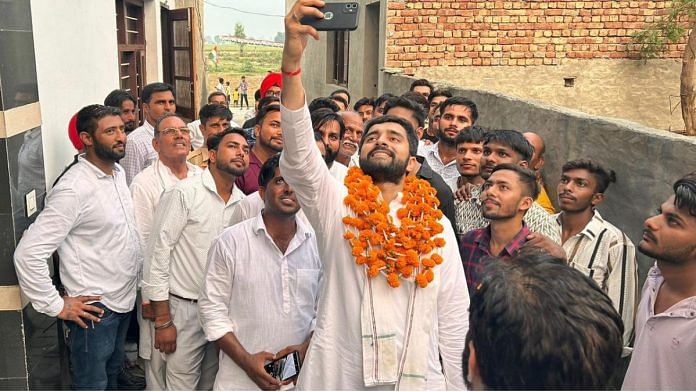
[634,0,696,135]
[274,32,285,43]
[234,22,246,39]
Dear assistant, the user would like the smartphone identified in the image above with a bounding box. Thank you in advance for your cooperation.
[300,2,359,31]
[264,351,301,381]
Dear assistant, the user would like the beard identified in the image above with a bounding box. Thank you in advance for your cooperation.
[638,240,696,265]
[124,121,137,133]
[216,159,246,177]
[259,135,283,153]
[325,146,339,166]
[359,147,408,184]
[438,127,458,145]
[94,139,125,161]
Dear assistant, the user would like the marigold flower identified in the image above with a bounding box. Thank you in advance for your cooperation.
[415,273,428,288]
[387,273,400,288]
[425,268,434,282]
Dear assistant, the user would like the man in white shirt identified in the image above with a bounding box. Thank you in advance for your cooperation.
[335,110,363,168]
[130,113,201,390]
[142,128,249,390]
[14,104,140,389]
[199,155,321,390]
[311,109,349,182]
[122,82,177,184]
[187,104,233,169]
[555,159,637,348]
[187,92,240,149]
[278,4,469,389]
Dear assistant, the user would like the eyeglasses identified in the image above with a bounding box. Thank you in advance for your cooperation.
[159,127,191,137]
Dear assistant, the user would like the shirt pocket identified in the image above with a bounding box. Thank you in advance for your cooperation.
[295,269,321,317]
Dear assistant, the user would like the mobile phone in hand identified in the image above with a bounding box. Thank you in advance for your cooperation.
[264,351,301,381]
[300,2,359,31]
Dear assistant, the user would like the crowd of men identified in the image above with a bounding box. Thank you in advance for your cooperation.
[11,0,696,390]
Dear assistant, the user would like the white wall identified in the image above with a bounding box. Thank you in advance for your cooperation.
[31,0,120,186]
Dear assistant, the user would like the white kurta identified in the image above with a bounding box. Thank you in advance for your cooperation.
[279,102,469,390]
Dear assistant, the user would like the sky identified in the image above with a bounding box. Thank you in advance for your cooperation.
[204,0,286,41]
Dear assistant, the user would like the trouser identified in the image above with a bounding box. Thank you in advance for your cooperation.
[165,294,219,390]
[66,303,131,390]
[241,93,249,108]
[137,295,167,391]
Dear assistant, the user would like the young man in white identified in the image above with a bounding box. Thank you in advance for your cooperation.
[130,113,201,389]
[277,2,469,389]
[142,128,249,390]
[199,155,321,390]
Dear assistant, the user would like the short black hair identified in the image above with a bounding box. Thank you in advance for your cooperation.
[455,125,487,146]
[207,91,227,103]
[330,88,351,104]
[562,159,617,193]
[76,104,122,137]
[428,89,453,105]
[674,171,696,217]
[375,93,396,109]
[255,105,280,126]
[154,112,183,136]
[353,97,375,111]
[142,82,175,104]
[361,114,418,157]
[484,129,533,163]
[331,94,349,109]
[490,163,540,199]
[257,96,280,110]
[383,96,426,128]
[465,252,623,389]
[199,104,233,125]
[309,97,341,113]
[400,91,429,111]
[409,78,434,93]
[206,127,247,151]
[104,89,136,108]
[311,108,346,139]
[439,96,479,124]
[254,89,261,101]
[258,153,282,188]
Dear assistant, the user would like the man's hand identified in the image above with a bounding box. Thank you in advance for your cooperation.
[283,0,324,68]
[141,302,155,321]
[454,182,477,201]
[241,351,282,390]
[154,324,177,354]
[57,295,104,329]
[523,233,567,261]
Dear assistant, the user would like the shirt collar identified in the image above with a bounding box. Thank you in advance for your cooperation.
[201,168,244,205]
[252,211,313,240]
[554,209,606,240]
[476,224,530,256]
[78,154,122,179]
[416,159,434,179]
[142,120,155,136]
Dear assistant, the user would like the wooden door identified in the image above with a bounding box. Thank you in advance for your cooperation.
[166,8,195,120]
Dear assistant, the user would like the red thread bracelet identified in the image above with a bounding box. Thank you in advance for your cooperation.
[281,67,302,76]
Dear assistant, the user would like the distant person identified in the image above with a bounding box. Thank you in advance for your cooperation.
[216,77,225,93]
[373,93,395,117]
[104,89,138,133]
[331,95,348,111]
[224,81,232,104]
[622,172,696,390]
[260,72,282,98]
[353,97,375,122]
[330,88,351,106]
[308,97,340,113]
[232,88,240,107]
[235,105,282,194]
[524,132,555,214]
[464,251,623,389]
[425,89,453,143]
[410,78,434,99]
[187,104,233,169]
[238,76,249,108]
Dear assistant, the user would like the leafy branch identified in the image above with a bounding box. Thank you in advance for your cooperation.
[633,0,696,58]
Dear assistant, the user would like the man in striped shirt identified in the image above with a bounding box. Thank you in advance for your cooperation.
[555,159,637,347]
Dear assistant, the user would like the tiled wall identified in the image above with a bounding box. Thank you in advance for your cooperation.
[0,0,66,389]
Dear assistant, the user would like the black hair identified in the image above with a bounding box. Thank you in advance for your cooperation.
[383,96,426,128]
[258,154,282,188]
[455,125,487,146]
[484,129,533,163]
[254,89,261,101]
[207,91,227,103]
[199,104,233,125]
[311,108,346,139]
[490,163,540,199]
[142,82,175,104]
[206,127,248,151]
[218,77,224,83]
[330,88,351,104]
[401,91,429,110]
[428,89,453,105]
[353,97,375,111]
[331,94,349,109]
[257,96,280,110]
[361,114,418,157]
[562,159,618,193]
[439,96,479,124]
[154,112,183,136]
[465,252,623,389]
[76,104,122,137]
[674,171,696,217]
[104,89,136,108]
[309,97,341,113]
[255,105,280,126]
[409,78,434,93]
[375,93,396,109]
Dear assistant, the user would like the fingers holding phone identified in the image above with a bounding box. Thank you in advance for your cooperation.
[243,351,282,390]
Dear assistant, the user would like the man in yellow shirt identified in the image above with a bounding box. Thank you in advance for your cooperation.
[524,132,556,214]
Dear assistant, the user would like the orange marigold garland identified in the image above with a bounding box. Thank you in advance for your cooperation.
[342,166,446,288]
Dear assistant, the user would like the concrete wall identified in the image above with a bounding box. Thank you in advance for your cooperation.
[383,72,696,282]
[31,0,120,186]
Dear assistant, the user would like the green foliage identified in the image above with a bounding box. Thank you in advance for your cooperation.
[633,0,696,58]
[234,23,246,39]
[274,32,285,43]
[205,44,282,75]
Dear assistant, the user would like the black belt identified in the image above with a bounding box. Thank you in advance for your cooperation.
[169,293,197,303]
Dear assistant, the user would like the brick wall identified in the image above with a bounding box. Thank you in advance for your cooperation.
[385,0,686,74]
